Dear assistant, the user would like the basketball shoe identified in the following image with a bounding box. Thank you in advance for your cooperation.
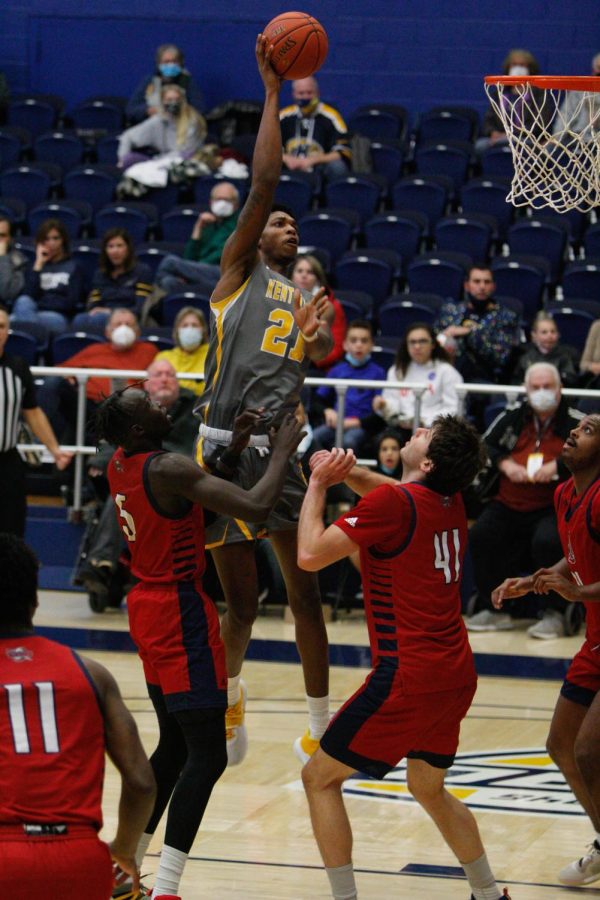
[469,890,511,899]
[294,729,320,764]
[559,840,600,884]
[226,679,248,766]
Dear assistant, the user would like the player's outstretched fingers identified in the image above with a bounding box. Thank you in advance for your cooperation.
[309,449,331,471]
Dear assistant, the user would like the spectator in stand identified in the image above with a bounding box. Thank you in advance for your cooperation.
[466,362,584,640]
[374,428,404,479]
[511,312,579,388]
[155,182,241,297]
[0,217,28,310]
[553,53,600,142]
[291,254,346,371]
[579,318,600,413]
[312,320,385,454]
[38,308,157,443]
[371,322,464,445]
[155,306,209,396]
[126,43,205,124]
[118,84,206,170]
[71,228,153,332]
[11,219,83,334]
[280,76,351,181]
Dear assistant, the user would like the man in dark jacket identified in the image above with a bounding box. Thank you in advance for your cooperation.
[466,362,584,639]
[0,217,28,309]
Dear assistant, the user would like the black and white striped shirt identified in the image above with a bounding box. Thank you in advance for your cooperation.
[0,354,37,452]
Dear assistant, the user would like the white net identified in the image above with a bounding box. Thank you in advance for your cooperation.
[484,80,600,212]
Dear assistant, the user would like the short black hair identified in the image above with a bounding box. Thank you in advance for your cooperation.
[0,535,39,627]
[346,319,374,337]
[425,415,487,496]
[95,386,143,447]
[269,203,296,221]
[466,263,494,279]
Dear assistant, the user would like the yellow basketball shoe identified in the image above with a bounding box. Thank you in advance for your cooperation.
[294,729,320,764]
[225,679,248,766]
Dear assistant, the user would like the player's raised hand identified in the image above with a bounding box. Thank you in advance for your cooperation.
[256,33,282,92]
[309,449,332,472]
[491,576,533,609]
[269,412,305,456]
[293,287,329,339]
[310,447,357,488]
[230,407,267,454]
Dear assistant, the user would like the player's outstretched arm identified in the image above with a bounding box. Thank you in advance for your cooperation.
[82,658,156,891]
[298,450,359,571]
[212,35,283,302]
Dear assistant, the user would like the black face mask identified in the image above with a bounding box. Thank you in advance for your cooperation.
[164,102,181,116]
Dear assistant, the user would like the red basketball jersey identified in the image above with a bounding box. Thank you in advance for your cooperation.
[0,636,105,827]
[108,448,206,584]
[555,476,600,646]
[335,482,475,693]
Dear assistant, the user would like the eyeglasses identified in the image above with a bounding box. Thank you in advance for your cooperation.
[408,338,432,345]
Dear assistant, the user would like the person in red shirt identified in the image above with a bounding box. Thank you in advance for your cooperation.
[98,386,303,900]
[493,414,600,888]
[0,533,155,900]
[297,416,511,900]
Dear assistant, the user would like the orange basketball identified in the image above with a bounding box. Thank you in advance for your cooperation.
[263,11,328,80]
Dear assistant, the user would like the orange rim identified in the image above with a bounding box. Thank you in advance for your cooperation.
[485,75,600,92]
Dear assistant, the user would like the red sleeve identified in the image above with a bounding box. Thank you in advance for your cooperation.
[314,296,347,370]
[334,484,413,552]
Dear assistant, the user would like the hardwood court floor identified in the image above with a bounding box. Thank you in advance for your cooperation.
[36,591,597,899]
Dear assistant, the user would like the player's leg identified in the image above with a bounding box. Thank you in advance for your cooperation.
[150,707,227,900]
[302,748,358,900]
[270,528,330,759]
[407,759,503,900]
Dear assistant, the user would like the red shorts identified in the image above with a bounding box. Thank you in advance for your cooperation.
[321,659,477,778]
[127,578,227,712]
[562,639,600,706]
[0,826,113,900]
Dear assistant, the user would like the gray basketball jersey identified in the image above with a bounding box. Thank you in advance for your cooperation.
[198,262,311,432]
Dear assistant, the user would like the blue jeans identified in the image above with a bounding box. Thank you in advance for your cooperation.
[12,295,68,335]
[156,254,220,296]
[312,423,367,453]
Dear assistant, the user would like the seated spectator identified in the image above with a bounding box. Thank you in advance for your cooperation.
[511,312,579,387]
[0,216,28,310]
[374,429,404,478]
[312,319,385,453]
[552,53,600,142]
[476,49,548,156]
[579,317,600,413]
[291,253,346,370]
[126,43,205,123]
[75,357,198,595]
[11,219,83,334]
[370,321,464,444]
[155,182,241,296]
[38,308,157,442]
[466,362,584,639]
[71,228,153,332]
[280,76,351,181]
[118,83,206,170]
[155,305,208,396]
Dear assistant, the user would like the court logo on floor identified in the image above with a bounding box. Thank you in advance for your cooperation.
[342,749,584,818]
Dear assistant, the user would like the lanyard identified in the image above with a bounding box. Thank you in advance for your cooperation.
[533,414,554,451]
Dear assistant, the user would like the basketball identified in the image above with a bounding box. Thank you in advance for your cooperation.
[263,11,328,80]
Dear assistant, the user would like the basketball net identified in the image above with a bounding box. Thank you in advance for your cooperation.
[484,76,600,212]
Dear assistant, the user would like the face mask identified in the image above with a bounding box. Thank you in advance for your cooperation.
[178,325,203,350]
[529,388,558,412]
[159,63,182,78]
[111,324,136,349]
[345,352,370,367]
[163,102,181,116]
[379,462,398,475]
[509,65,529,77]
[210,199,235,218]
[297,96,319,115]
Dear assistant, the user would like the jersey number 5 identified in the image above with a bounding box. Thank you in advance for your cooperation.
[434,529,461,583]
[115,493,136,542]
[260,309,305,363]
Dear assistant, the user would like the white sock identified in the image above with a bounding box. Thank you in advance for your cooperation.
[463,852,500,900]
[325,862,357,899]
[306,694,330,740]
[227,674,241,708]
[135,831,153,869]
[151,844,188,898]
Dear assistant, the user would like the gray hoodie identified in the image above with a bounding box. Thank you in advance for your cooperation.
[118,112,205,162]
[0,248,27,304]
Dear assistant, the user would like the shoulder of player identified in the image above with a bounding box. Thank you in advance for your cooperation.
[148,450,199,479]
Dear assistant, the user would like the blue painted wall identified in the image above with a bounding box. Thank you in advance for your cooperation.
[1,1,598,122]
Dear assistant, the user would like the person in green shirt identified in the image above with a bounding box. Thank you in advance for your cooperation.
[156,181,240,295]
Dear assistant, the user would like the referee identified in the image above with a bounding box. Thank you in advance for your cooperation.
[0,305,71,535]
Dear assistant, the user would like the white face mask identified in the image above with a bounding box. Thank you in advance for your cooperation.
[111,324,136,349]
[509,65,530,77]
[529,387,558,412]
[210,199,235,218]
[178,325,203,350]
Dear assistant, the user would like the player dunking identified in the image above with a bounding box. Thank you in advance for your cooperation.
[493,413,600,888]
[297,418,511,900]
[196,35,334,765]
[98,388,303,899]
[0,534,155,900]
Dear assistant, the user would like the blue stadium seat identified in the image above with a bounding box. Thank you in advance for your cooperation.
[481,144,514,178]
[416,108,477,145]
[94,134,120,166]
[144,184,182,217]
[370,142,405,189]
[334,289,374,321]
[386,291,445,313]
[547,297,600,319]
[561,259,600,302]
[34,131,84,171]
[343,247,402,283]
[334,253,394,305]
[584,223,600,258]
[136,242,185,279]
[72,99,125,134]
[274,173,314,220]
[28,202,86,239]
[51,332,105,365]
[406,252,470,300]
[544,307,595,352]
[0,197,27,233]
[64,166,117,213]
[507,218,568,284]
[0,129,24,169]
[298,212,354,263]
[70,241,102,294]
[391,177,449,231]
[12,239,36,263]
[160,205,203,243]
[160,291,211,327]
[434,214,493,262]
[348,109,402,141]
[325,175,384,224]
[142,331,177,352]
[8,98,58,137]
[6,330,38,365]
[8,321,50,358]
[94,202,157,243]
[491,256,547,325]
[415,142,472,193]
[295,245,331,275]
[460,177,513,240]
[364,212,426,266]
[0,165,51,210]
[378,299,436,337]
